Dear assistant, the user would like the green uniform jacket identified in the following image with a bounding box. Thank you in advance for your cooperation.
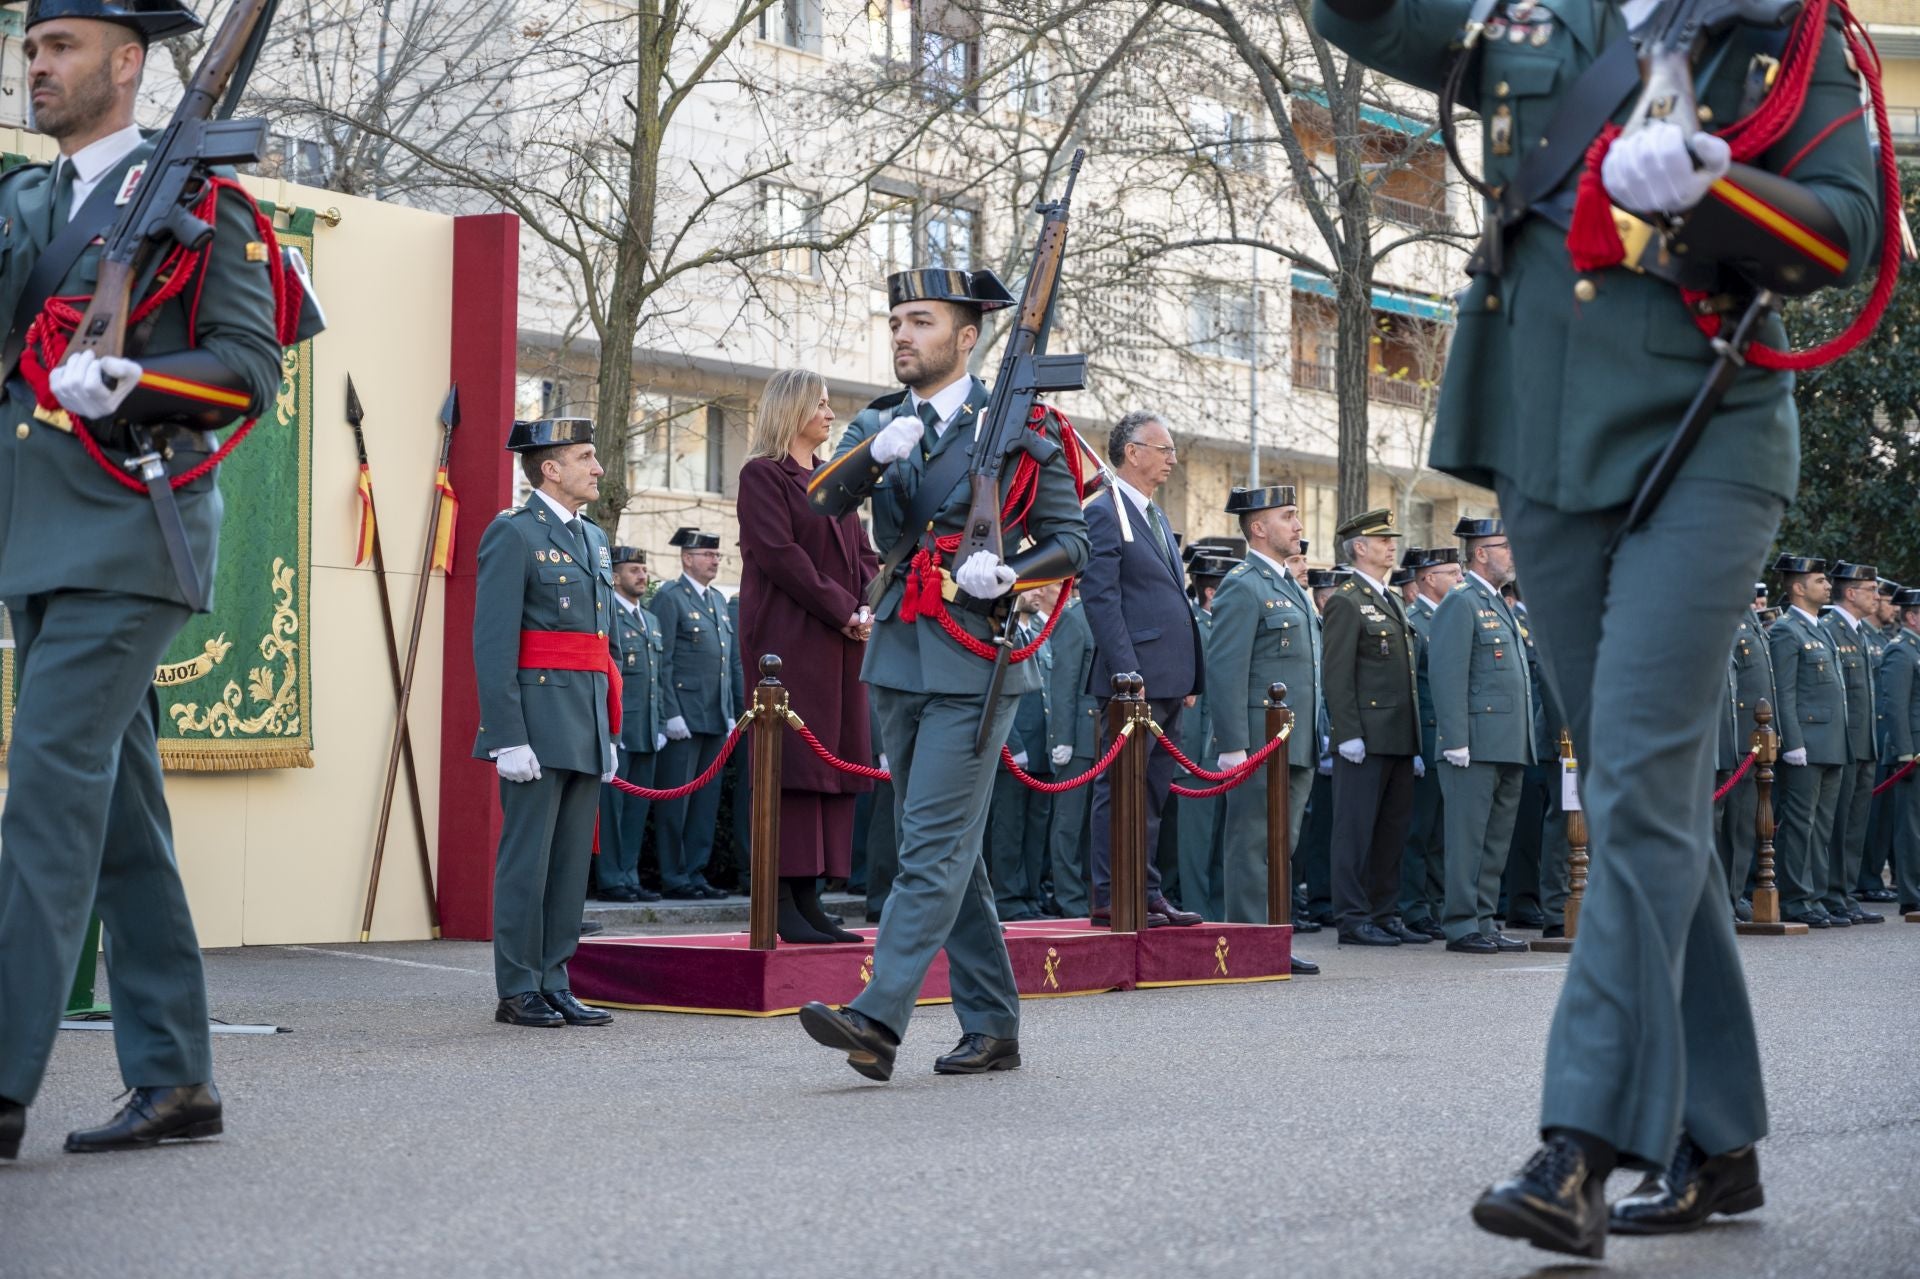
[810,377,1089,696]
[1408,594,1441,759]
[1186,602,1216,764]
[1206,552,1321,769]
[1720,611,1776,770]
[1312,0,1880,512]
[0,143,283,609]
[1430,575,1536,764]
[612,598,665,753]
[1320,574,1419,757]
[471,502,617,774]
[1768,607,1847,764]
[1047,595,1100,757]
[650,576,736,735]
[1875,629,1920,762]
[1821,610,1878,763]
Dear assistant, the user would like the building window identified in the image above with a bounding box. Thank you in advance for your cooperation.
[1191,96,1258,171]
[870,200,912,281]
[1005,51,1054,117]
[915,0,980,107]
[1406,498,1434,549]
[1188,285,1255,361]
[922,201,975,270]
[261,132,332,187]
[1290,291,1449,406]
[1305,483,1338,561]
[868,0,912,63]
[759,0,822,52]
[760,184,821,277]
[632,397,725,495]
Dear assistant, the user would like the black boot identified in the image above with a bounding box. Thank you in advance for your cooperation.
[65,1084,223,1153]
[793,876,862,943]
[1,1095,23,1161]
[1471,1130,1611,1259]
[1610,1138,1763,1234]
[778,879,838,944]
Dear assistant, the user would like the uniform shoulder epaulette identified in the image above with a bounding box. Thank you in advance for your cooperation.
[865,389,909,412]
[0,161,48,189]
[1337,579,1358,592]
[497,505,523,517]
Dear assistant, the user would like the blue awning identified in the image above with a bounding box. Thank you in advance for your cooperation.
[1293,89,1436,140]
[1290,271,1454,323]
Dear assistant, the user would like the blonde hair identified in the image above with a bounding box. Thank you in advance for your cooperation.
[750,368,828,461]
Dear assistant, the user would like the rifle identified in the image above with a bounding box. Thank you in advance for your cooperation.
[963,150,1090,754]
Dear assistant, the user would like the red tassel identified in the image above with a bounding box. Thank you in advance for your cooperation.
[1567,123,1626,274]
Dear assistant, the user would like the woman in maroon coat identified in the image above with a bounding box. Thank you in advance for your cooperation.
[738,369,879,943]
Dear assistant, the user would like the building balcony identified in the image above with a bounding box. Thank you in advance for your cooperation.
[1291,358,1432,409]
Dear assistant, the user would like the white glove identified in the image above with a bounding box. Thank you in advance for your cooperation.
[855,606,873,626]
[1782,747,1808,767]
[870,413,925,464]
[954,550,1018,600]
[495,744,541,783]
[1051,744,1072,767]
[655,733,667,751]
[878,754,889,772]
[49,349,143,420]
[1011,750,1029,768]
[1318,756,1333,777]
[1602,120,1731,216]
[664,715,691,741]
[1337,738,1366,765]
[1413,755,1426,779]
[601,741,619,785]
[1444,747,1471,768]
[1216,749,1249,771]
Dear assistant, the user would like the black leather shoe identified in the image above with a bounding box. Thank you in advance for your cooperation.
[1384,917,1432,944]
[1823,910,1852,928]
[1506,911,1548,929]
[1447,933,1498,954]
[1783,911,1830,928]
[1291,916,1323,934]
[1541,924,1567,940]
[1090,909,1172,929]
[596,886,640,902]
[1471,1134,1607,1259]
[1,1096,23,1161]
[1148,897,1202,926]
[1491,932,1531,952]
[1290,955,1320,975]
[1040,895,1064,918]
[662,886,705,900]
[634,886,663,902]
[1850,908,1885,924]
[1860,886,1898,902]
[1902,903,1920,914]
[934,1032,1021,1074]
[64,1084,222,1153]
[496,992,565,1027]
[691,881,728,900]
[543,990,612,1025]
[1610,1140,1763,1234]
[798,1003,898,1081]
[1338,922,1401,946]
[578,920,605,937]
[1733,898,1753,923]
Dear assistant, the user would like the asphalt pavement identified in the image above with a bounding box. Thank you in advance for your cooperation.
[2,922,1917,1278]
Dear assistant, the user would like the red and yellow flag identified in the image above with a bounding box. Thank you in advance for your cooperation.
[354,463,376,566]
[429,467,460,574]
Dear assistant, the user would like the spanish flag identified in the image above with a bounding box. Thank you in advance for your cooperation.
[354,463,376,566]
[429,467,459,574]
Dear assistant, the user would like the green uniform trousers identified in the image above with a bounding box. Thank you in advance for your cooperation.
[595,752,657,894]
[852,688,1021,1041]
[0,590,210,1104]
[1775,762,1843,917]
[1714,771,1760,907]
[1221,764,1313,924]
[1176,780,1225,920]
[1047,757,1093,918]
[1896,777,1920,907]
[1503,768,1549,923]
[1400,771,1445,927]
[1503,477,1775,1166]
[494,768,598,997]
[987,771,1050,921]
[1826,758,1872,916]
[655,732,726,892]
[862,777,897,920]
[1299,771,1335,920]
[1439,760,1524,941]
[1858,764,1895,894]
[1539,787,1571,928]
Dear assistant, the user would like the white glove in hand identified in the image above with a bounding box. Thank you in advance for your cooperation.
[601,741,619,785]
[664,715,691,741]
[1782,747,1808,767]
[1413,755,1426,779]
[1601,120,1731,215]
[870,413,925,464]
[1216,749,1249,771]
[954,550,1018,600]
[1337,738,1366,765]
[1051,744,1073,767]
[1011,751,1029,768]
[49,349,142,420]
[495,744,541,783]
[655,733,667,751]
[1317,757,1333,777]
[878,754,889,772]
[1444,747,1471,768]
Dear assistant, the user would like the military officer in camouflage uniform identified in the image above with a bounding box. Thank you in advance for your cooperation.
[1400,547,1460,938]
[1876,589,1920,915]
[1319,0,1880,1251]
[798,266,1087,1080]
[594,546,666,903]
[1716,601,1775,919]
[0,0,290,1158]
[1770,556,1849,928]
[1432,519,1534,953]
[473,419,620,1029]
[1819,562,1884,925]
[650,527,735,900]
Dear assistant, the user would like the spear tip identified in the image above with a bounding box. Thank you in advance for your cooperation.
[440,383,460,430]
[345,374,364,427]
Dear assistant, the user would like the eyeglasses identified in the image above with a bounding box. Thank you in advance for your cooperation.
[1479,541,1511,552]
[1128,441,1178,460]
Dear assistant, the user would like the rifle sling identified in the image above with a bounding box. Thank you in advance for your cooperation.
[867,420,981,610]
[3,175,129,382]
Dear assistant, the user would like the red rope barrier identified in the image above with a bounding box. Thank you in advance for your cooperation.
[611,717,749,799]
[791,721,892,781]
[998,728,1133,794]
[1712,748,1759,803]
[1873,756,1920,796]
[1150,720,1291,783]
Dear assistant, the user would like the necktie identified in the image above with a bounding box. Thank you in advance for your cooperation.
[47,160,75,235]
[915,399,942,433]
[1147,504,1176,570]
[567,518,591,567]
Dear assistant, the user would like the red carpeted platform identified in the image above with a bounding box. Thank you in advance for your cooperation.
[573,919,1288,1016]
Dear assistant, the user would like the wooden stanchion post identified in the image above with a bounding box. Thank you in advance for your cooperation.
[1739,698,1808,935]
[1264,682,1293,927]
[748,655,786,952]
[1533,729,1585,954]
[1108,673,1148,934]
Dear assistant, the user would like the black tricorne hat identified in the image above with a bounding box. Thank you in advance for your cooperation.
[886,267,1015,313]
[1895,588,1920,609]
[1419,547,1461,569]
[1186,535,1247,561]
[1188,554,1237,583]
[1878,578,1902,599]
[610,545,646,566]
[1389,566,1416,588]
[1771,553,1827,576]
[1295,540,1309,558]
[506,417,593,453]
[1829,561,1878,583]
[669,527,720,551]
[1453,516,1505,539]
[1306,568,1343,589]
[1224,485,1297,515]
[23,0,201,40]
[1399,545,1426,570]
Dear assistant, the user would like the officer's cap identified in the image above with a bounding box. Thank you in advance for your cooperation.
[1336,508,1400,540]
[1224,485,1297,515]
[1877,577,1903,598]
[886,267,1015,313]
[1770,553,1826,576]
[1453,516,1505,540]
[506,417,594,453]
[1189,554,1237,583]
[23,0,201,41]
[1295,540,1309,558]
[1830,561,1877,583]
[1188,535,1246,560]
[669,527,721,551]
[1306,568,1344,589]
[1758,606,1782,625]
[1895,588,1920,609]
[1398,545,1426,570]
[610,545,646,567]
[1389,566,1416,588]
[1419,547,1461,569]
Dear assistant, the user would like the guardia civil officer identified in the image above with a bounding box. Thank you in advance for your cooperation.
[986,588,1060,921]
[595,547,666,903]
[1432,519,1534,953]
[1819,562,1884,925]
[1860,578,1905,900]
[798,266,1087,1080]
[1317,0,1880,1253]
[1045,583,1099,918]
[1876,589,1920,915]
[1400,546,1460,938]
[1321,509,1422,945]
[1715,594,1775,920]
[1771,556,1849,928]
[1393,546,1423,609]
[473,419,619,1028]
[0,0,292,1158]
[650,527,736,899]
[1173,545,1236,921]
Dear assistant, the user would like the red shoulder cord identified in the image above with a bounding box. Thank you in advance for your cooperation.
[19,175,298,493]
[1566,0,1904,372]
[897,404,1090,664]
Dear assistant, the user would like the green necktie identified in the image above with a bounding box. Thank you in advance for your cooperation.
[1147,503,1175,568]
[47,160,75,236]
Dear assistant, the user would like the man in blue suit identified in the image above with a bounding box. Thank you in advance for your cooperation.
[1082,411,1204,928]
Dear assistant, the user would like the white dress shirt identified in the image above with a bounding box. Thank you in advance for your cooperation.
[59,124,145,219]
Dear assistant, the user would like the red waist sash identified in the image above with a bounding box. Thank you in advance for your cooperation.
[518,630,622,737]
